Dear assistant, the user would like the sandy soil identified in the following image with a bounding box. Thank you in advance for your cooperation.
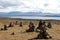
[0,19,60,40]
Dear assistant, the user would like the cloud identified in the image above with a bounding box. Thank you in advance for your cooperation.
[0,0,60,13]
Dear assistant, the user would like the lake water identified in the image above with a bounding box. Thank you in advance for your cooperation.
[8,16,60,20]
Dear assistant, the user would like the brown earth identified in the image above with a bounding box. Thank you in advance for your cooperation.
[0,19,60,40]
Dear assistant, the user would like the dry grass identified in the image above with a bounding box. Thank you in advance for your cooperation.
[0,19,60,40]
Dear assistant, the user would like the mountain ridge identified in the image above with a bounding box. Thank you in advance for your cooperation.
[0,11,60,17]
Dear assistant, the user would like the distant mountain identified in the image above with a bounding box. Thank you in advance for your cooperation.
[0,11,43,16]
[7,12,43,16]
[0,11,60,17]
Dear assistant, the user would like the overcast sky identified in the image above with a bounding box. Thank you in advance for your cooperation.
[0,0,60,13]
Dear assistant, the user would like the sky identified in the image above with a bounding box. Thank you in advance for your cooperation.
[0,0,60,13]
